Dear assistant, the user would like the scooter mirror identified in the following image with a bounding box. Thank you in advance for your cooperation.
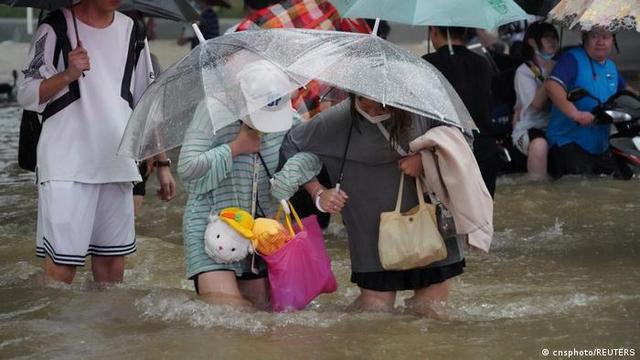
[605,110,633,123]
[567,88,590,102]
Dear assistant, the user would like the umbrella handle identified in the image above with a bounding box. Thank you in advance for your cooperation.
[68,2,85,77]
[371,18,380,36]
[144,38,155,84]
[192,23,205,44]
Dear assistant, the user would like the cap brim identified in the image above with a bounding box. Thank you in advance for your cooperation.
[245,98,293,133]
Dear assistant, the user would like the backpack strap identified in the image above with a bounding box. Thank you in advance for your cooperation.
[40,9,80,122]
[526,61,546,82]
[120,14,147,108]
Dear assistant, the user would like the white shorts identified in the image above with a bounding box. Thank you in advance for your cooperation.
[36,181,136,266]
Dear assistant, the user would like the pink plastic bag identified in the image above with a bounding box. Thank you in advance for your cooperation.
[263,205,337,312]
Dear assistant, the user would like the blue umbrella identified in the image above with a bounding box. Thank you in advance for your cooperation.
[329,0,528,29]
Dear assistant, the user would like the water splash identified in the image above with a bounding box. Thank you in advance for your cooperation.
[135,290,347,334]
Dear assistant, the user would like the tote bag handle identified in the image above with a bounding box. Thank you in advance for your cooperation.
[394,173,426,212]
[275,200,304,237]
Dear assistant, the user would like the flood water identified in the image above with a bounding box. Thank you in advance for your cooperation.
[0,105,638,359]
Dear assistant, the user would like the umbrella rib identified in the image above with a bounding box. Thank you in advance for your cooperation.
[373,37,389,106]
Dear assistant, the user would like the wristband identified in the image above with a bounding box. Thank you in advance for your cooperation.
[314,189,327,213]
[153,159,171,168]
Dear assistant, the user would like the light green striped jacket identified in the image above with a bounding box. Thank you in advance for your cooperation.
[177,109,301,279]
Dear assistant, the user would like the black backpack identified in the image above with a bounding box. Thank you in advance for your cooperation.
[18,10,147,172]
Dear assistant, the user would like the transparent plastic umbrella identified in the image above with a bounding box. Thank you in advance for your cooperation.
[117,32,312,161]
[118,28,475,160]
[282,29,475,130]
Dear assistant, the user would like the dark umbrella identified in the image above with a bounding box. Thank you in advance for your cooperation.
[119,0,199,22]
[2,0,82,43]
[2,0,200,22]
[2,0,75,8]
[514,0,560,16]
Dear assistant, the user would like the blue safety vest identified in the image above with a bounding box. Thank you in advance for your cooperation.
[547,47,620,154]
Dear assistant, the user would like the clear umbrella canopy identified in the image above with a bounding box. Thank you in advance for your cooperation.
[119,29,475,161]
[118,38,308,160]
[282,29,475,129]
[548,0,640,32]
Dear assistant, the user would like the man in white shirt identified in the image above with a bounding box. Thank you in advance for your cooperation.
[17,0,176,284]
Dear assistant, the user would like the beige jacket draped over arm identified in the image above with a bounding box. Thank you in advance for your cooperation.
[409,126,494,253]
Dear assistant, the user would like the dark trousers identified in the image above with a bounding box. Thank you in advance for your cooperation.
[473,136,503,198]
[548,142,632,180]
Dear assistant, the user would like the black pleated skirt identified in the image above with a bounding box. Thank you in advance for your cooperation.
[350,259,465,292]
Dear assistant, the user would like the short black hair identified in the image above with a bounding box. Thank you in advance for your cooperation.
[244,0,280,10]
[433,26,469,41]
[521,21,559,62]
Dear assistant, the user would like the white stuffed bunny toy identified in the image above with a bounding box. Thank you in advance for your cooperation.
[203,208,255,264]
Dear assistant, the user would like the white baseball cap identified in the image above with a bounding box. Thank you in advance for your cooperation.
[238,60,294,133]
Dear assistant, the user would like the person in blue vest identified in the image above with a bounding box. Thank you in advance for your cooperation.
[544,27,634,179]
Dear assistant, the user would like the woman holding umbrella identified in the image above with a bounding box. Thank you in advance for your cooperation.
[270,95,489,316]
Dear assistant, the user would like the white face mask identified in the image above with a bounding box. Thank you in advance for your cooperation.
[535,49,555,61]
[355,99,392,123]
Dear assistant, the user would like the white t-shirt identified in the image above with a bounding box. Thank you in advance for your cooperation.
[512,62,552,143]
[17,9,150,184]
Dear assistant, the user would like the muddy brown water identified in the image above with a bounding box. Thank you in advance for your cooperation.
[0,106,638,359]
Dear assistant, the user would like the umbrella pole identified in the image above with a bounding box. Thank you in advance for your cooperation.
[336,118,355,193]
[251,154,259,217]
[68,0,80,45]
[192,23,205,44]
[371,18,380,36]
[68,0,84,77]
[446,27,454,55]
[144,38,156,83]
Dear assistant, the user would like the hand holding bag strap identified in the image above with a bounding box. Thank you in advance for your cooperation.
[378,123,430,205]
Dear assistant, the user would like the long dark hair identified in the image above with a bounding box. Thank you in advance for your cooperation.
[521,21,559,62]
[349,94,411,149]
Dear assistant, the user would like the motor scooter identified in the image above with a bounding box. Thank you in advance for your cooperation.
[567,88,640,172]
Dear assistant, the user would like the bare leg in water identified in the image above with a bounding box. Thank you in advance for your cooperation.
[195,271,254,311]
[405,280,450,319]
[195,271,269,311]
[239,278,270,311]
[348,288,396,312]
[43,256,76,284]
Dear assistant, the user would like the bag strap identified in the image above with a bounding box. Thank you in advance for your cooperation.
[40,10,80,122]
[394,173,425,212]
[377,122,444,206]
[120,13,147,108]
[376,123,408,156]
[275,200,304,237]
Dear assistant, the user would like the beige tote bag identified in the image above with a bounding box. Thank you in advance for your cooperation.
[378,173,447,271]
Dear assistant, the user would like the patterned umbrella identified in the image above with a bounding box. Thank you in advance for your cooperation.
[235,0,371,119]
[549,0,640,32]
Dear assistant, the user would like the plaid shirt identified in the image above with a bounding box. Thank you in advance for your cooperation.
[236,0,370,119]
